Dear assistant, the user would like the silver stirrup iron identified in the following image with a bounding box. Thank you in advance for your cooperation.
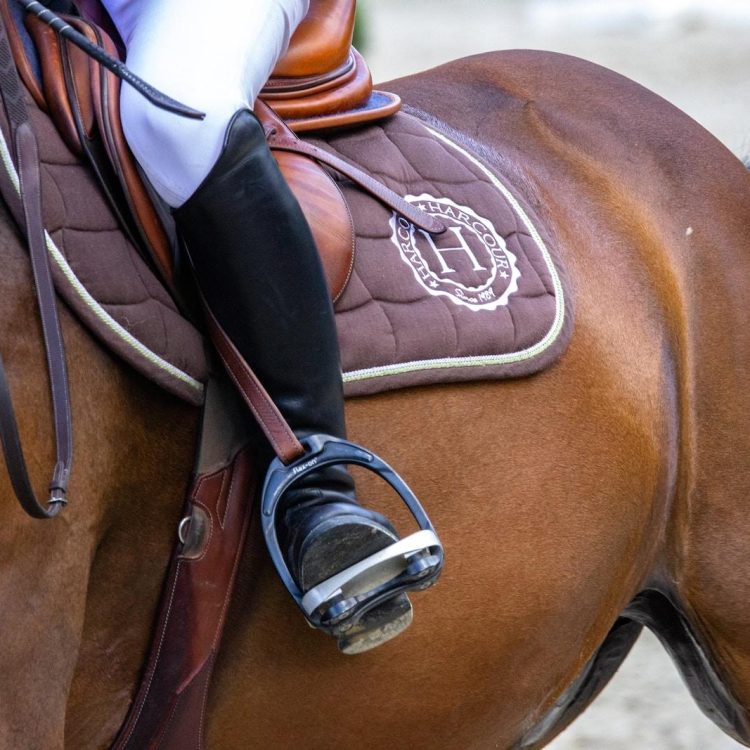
[261,435,444,635]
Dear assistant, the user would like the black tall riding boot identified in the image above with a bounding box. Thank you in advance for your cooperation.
[174,110,412,652]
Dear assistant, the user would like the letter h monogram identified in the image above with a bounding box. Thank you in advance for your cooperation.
[418,226,487,275]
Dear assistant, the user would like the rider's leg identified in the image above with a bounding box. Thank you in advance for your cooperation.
[101,0,307,206]
[100,0,415,651]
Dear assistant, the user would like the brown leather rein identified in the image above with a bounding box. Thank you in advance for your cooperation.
[0,9,71,518]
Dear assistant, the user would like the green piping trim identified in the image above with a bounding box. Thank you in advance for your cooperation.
[0,126,204,395]
[342,126,566,384]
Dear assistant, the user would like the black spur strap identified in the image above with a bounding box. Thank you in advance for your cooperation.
[0,9,71,518]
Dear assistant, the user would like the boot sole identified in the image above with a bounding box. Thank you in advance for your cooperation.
[337,594,413,654]
[298,515,413,653]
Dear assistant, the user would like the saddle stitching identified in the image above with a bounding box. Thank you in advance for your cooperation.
[196,653,219,750]
[329,174,355,303]
[216,465,231,530]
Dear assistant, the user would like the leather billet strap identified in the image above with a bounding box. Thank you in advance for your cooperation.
[257,99,447,237]
[0,9,72,518]
[204,304,305,464]
[112,376,259,750]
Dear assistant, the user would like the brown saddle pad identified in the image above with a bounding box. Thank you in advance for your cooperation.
[317,113,573,396]
[0,89,208,404]
[0,86,571,405]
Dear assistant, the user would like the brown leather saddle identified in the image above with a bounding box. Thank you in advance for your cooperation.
[5,0,431,302]
[263,0,401,131]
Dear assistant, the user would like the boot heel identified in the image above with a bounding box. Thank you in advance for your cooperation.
[337,594,413,655]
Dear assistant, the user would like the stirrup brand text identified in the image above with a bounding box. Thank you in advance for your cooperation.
[292,457,319,475]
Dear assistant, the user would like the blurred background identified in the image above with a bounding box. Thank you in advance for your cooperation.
[357,0,749,158]
[355,1,749,748]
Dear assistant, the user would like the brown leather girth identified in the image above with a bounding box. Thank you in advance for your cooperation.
[113,376,258,750]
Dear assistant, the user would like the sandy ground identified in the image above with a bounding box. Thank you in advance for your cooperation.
[356,2,748,747]
[545,631,742,749]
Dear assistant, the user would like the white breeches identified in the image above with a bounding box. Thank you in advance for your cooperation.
[100,0,310,206]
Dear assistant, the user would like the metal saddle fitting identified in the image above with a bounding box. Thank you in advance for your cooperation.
[261,435,444,636]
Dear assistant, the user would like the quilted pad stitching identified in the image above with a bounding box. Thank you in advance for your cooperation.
[0,125,205,395]
[330,120,568,385]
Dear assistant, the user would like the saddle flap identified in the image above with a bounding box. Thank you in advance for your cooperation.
[73,17,177,284]
[255,100,354,302]
[26,14,176,283]
[24,14,94,155]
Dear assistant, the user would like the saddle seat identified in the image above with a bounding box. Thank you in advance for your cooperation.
[262,0,401,132]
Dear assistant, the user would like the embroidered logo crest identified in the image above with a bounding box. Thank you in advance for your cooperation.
[389,194,520,311]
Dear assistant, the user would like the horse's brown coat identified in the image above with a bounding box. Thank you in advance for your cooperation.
[1,50,749,749]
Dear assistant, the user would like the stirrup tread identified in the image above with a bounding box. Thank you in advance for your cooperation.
[301,529,441,617]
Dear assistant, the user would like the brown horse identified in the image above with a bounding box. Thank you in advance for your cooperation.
[1,49,749,749]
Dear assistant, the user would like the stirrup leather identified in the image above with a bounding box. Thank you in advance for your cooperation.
[261,435,444,635]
